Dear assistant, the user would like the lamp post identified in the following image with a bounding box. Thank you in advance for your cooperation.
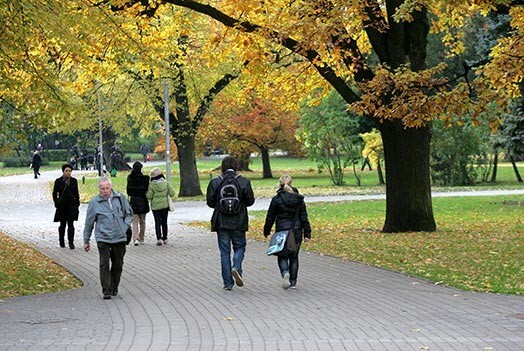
[164,79,171,184]
[97,82,103,177]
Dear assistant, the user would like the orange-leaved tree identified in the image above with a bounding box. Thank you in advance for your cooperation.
[113,0,523,232]
[203,95,299,178]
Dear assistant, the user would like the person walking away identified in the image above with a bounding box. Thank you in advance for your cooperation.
[52,163,80,249]
[126,161,150,246]
[31,150,42,179]
[83,177,132,300]
[264,175,311,290]
[146,167,175,246]
[206,156,255,290]
[140,143,150,163]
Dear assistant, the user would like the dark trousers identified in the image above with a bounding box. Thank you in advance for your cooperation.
[152,209,169,240]
[278,248,300,285]
[58,220,75,246]
[97,242,126,296]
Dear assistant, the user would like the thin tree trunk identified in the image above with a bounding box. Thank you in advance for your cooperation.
[260,146,273,178]
[377,158,385,185]
[510,155,523,182]
[490,152,498,183]
[379,120,436,232]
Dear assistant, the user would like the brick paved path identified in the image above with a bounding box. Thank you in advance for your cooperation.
[0,170,523,351]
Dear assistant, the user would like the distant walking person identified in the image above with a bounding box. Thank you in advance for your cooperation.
[126,161,150,246]
[52,163,80,249]
[264,175,311,290]
[140,143,150,162]
[361,155,372,171]
[83,177,132,300]
[31,150,42,179]
[206,156,255,290]
[146,167,175,246]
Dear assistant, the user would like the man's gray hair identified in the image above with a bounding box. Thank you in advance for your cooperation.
[98,176,112,186]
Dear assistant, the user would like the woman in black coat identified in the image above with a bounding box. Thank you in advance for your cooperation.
[126,161,150,246]
[264,175,311,290]
[52,163,80,249]
[31,150,42,179]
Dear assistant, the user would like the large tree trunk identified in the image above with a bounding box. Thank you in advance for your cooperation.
[379,120,436,232]
[175,134,203,197]
[237,151,252,172]
[260,146,273,178]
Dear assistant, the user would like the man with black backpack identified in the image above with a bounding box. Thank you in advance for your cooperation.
[206,156,255,290]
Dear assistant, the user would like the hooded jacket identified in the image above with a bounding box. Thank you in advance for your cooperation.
[263,188,311,242]
[146,177,176,211]
[126,167,150,214]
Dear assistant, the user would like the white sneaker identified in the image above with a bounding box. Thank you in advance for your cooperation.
[134,240,139,246]
[163,239,168,245]
[282,272,291,290]
[156,240,163,246]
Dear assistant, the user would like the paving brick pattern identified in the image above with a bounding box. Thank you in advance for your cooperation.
[0,171,523,350]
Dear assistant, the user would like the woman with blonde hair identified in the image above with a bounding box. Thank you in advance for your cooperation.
[264,175,311,289]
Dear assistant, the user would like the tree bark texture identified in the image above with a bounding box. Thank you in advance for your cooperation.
[175,134,203,197]
[509,155,523,182]
[260,146,273,178]
[379,120,436,232]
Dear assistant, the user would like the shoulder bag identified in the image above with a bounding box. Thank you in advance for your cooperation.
[266,205,300,256]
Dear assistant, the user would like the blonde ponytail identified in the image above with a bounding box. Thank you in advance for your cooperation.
[279,174,294,193]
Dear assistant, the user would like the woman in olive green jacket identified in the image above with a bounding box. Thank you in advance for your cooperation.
[146,167,176,245]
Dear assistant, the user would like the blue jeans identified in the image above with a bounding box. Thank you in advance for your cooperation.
[217,229,246,288]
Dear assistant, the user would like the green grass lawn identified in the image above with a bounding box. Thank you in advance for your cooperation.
[245,195,524,294]
[1,157,523,297]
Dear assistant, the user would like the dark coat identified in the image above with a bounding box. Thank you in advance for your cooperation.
[263,188,311,243]
[126,171,150,214]
[206,170,255,232]
[31,153,42,169]
[52,176,80,222]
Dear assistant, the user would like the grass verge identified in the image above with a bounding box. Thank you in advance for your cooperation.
[245,195,523,294]
[0,232,82,299]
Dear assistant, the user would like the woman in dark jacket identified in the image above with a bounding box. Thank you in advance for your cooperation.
[264,175,311,289]
[52,163,80,248]
[126,161,150,246]
[31,150,42,179]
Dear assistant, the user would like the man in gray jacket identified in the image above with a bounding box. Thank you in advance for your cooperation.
[83,177,133,300]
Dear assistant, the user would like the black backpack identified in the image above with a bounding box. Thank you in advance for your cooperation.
[217,173,242,216]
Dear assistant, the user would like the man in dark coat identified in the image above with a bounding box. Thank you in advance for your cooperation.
[206,156,255,290]
[52,163,80,249]
[126,161,150,246]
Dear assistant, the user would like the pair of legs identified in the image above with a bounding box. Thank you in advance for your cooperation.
[152,208,169,241]
[217,229,246,289]
[58,219,75,248]
[278,248,300,287]
[132,213,146,241]
[33,167,40,179]
[97,242,126,298]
